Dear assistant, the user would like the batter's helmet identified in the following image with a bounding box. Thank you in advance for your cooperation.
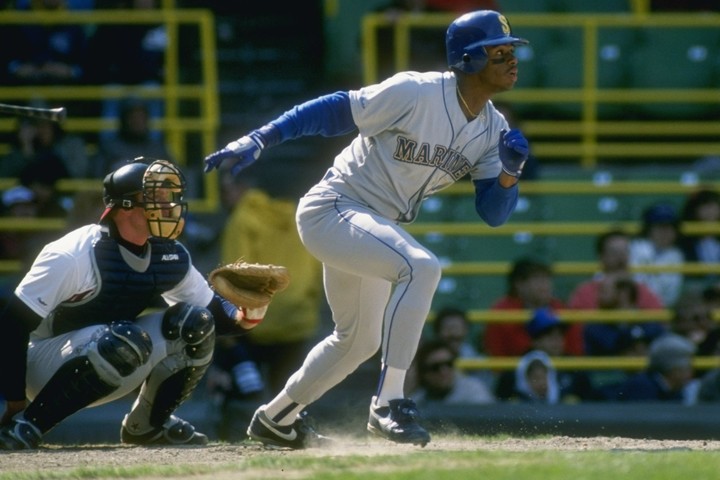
[446,10,528,74]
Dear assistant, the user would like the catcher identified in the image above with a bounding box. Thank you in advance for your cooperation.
[0,157,287,450]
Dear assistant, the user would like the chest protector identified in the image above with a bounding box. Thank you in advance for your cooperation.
[51,232,191,335]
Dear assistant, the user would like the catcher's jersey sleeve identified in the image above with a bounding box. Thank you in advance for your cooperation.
[15,225,99,318]
[162,263,214,308]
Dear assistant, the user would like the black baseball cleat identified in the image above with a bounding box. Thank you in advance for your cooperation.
[247,407,331,449]
[121,415,208,446]
[0,419,42,450]
[367,397,431,447]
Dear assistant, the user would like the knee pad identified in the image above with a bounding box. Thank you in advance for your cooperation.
[162,303,215,359]
[93,321,153,378]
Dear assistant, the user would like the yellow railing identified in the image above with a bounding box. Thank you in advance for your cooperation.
[360,12,720,169]
[0,8,220,212]
[456,355,720,371]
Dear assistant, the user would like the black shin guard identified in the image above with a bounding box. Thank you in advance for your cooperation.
[147,363,211,427]
[24,357,116,433]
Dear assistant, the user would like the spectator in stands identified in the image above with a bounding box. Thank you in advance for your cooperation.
[609,333,697,403]
[569,229,659,307]
[0,115,87,179]
[679,188,720,281]
[87,0,166,143]
[506,350,559,404]
[495,308,600,403]
[670,290,720,357]
[17,152,70,218]
[94,97,173,177]
[582,274,667,356]
[432,305,496,388]
[0,0,88,85]
[629,203,684,307]
[485,257,583,356]
[432,306,481,358]
[0,186,39,262]
[410,339,495,406]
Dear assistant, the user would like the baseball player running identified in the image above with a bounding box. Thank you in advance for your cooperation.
[204,9,530,448]
[0,158,269,450]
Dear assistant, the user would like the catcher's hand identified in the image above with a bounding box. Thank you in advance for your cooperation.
[208,260,290,309]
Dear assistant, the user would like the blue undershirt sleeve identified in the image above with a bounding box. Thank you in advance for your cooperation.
[473,178,519,227]
[252,91,356,148]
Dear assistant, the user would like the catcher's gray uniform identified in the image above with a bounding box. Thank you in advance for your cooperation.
[286,70,511,405]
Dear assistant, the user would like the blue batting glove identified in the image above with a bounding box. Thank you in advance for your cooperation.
[203,133,264,175]
[498,128,529,177]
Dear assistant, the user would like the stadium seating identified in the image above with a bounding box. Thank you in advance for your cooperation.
[629,27,720,119]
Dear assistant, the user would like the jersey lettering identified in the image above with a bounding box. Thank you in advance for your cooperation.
[393,136,472,180]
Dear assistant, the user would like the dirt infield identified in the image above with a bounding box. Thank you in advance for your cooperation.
[3,436,720,479]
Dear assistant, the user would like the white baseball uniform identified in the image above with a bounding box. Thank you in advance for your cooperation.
[284,70,512,405]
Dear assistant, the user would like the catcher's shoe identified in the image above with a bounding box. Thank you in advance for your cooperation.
[247,407,331,449]
[0,419,42,450]
[367,397,431,447]
[121,415,208,446]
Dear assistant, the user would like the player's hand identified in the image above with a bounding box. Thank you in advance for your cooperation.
[498,128,529,177]
[203,133,264,175]
[0,400,27,426]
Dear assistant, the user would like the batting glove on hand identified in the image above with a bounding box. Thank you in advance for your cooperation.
[203,133,264,176]
[498,128,529,177]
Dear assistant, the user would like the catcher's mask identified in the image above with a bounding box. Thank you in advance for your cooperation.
[101,157,188,240]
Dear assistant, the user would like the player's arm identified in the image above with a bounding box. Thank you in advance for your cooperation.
[473,129,529,226]
[204,91,357,175]
[206,294,268,335]
[0,295,42,424]
[473,177,518,226]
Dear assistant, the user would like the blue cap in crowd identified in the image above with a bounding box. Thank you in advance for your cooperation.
[526,308,566,339]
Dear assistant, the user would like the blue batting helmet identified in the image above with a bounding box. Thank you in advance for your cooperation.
[446,10,529,74]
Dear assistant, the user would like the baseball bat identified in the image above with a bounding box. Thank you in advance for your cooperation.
[0,103,66,122]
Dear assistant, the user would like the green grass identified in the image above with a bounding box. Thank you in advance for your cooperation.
[3,438,720,480]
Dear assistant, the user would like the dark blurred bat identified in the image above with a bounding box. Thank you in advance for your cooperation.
[0,103,66,122]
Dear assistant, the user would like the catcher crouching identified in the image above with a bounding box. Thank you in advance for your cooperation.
[0,157,288,450]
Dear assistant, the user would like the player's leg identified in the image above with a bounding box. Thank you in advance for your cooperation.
[120,303,215,445]
[248,194,437,447]
[0,321,154,450]
[247,263,390,448]
[299,195,438,446]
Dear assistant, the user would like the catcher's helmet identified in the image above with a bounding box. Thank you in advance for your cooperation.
[446,10,528,74]
[102,159,149,211]
[101,157,187,240]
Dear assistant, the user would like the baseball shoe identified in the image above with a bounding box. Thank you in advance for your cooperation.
[247,407,331,449]
[121,415,208,446]
[367,397,431,447]
[0,419,42,450]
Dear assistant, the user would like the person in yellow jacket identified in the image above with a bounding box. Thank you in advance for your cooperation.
[214,186,323,402]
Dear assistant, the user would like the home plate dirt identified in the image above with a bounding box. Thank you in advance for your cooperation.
[3,436,720,479]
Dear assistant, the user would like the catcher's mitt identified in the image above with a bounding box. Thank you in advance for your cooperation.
[208,260,290,309]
